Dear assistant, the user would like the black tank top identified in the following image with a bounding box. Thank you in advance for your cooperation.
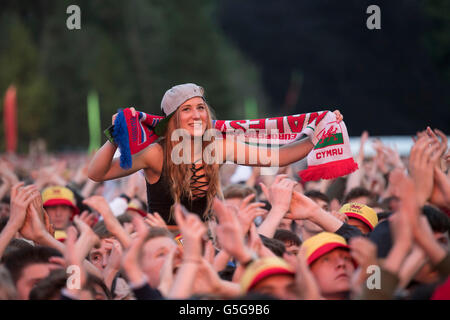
[146,164,209,225]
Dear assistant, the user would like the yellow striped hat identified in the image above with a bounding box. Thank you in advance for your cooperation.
[41,186,79,215]
[339,202,378,231]
[240,257,295,293]
[301,232,349,265]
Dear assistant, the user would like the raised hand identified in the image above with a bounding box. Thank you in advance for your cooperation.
[408,136,440,206]
[430,166,450,209]
[296,246,323,300]
[83,195,131,248]
[158,246,179,296]
[349,237,378,296]
[121,214,149,284]
[71,215,101,258]
[236,194,267,235]
[174,204,207,261]
[144,212,168,230]
[79,210,98,228]
[0,183,40,258]
[18,184,54,243]
[426,127,447,167]
[333,110,343,122]
[286,190,320,220]
[103,238,124,290]
[9,183,39,230]
[260,175,297,213]
[213,198,251,263]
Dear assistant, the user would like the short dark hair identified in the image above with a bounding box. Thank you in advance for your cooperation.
[2,246,63,284]
[223,184,257,200]
[144,227,174,243]
[85,273,112,300]
[117,213,132,225]
[304,190,330,204]
[377,211,392,221]
[273,229,302,246]
[423,205,450,233]
[259,235,285,257]
[342,187,375,204]
[2,238,34,257]
[29,269,67,300]
[218,265,236,282]
[93,221,113,239]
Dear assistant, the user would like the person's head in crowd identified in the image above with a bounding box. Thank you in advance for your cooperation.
[79,274,112,300]
[0,265,17,300]
[379,196,400,213]
[240,257,297,299]
[88,222,117,271]
[342,187,375,206]
[2,238,34,257]
[223,184,257,209]
[296,190,330,241]
[28,269,66,300]
[42,186,79,230]
[88,231,116,272]
[376,211,392,224]
[339,203,378,235]
[302,232,355,300]
[259,235,285,257]
[274,229,302,268]
[118,210,136,234]
[141,227,182,288]
[3,246,63,300]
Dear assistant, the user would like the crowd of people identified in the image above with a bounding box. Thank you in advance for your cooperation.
[0,83,448,301]
[0,126,448,301]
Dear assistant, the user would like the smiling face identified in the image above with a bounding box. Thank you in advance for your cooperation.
[177,96,209,137]
[309,248,354,300]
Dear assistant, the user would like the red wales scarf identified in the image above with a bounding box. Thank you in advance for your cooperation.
[109,108,358,181]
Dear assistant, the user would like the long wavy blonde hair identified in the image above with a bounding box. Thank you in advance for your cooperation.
[160,101,222,220]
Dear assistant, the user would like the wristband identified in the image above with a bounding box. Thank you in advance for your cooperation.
[104,125,117,146]
[119,193,131,203]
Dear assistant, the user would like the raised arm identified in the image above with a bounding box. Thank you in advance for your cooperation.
[223,110,343,167]
[87,141,160,182]
[223,134,314,167]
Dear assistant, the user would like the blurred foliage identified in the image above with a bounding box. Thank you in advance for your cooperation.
[0,0,449,152]
[0,0,266,152]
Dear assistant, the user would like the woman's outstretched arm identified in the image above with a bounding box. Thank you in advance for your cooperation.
[88,141,162,182]
[222,110,343,167]
[223,134,313,167]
